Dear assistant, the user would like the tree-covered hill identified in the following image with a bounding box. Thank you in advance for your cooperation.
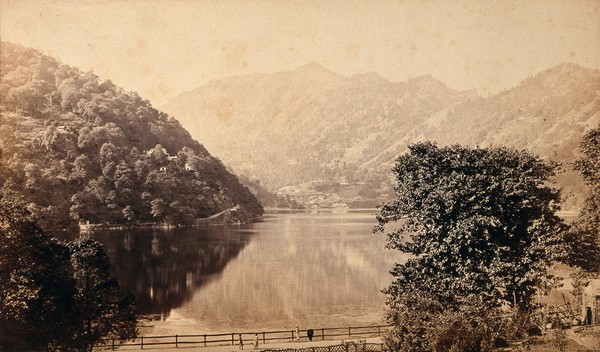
[0,42,263,231]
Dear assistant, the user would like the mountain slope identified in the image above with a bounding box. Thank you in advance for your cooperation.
[0,42,263,230]
[162,63,472,187]
[162,63,599,209]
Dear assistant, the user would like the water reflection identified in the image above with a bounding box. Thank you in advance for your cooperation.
[88,226,252,319]
[58,212,401,334]
[176,212,401,332]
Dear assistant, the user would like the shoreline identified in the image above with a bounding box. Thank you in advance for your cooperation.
[79,205,261,233]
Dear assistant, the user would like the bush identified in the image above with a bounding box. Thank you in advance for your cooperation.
[383,297,527,352]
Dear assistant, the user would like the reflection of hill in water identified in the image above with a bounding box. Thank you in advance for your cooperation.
[90,227,250,318]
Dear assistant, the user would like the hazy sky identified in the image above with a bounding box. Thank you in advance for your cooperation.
[2,0,599,105]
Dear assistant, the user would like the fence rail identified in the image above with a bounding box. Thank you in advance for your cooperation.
[96,324,393,350]
[547,302,578,322]
[527,302,580,328]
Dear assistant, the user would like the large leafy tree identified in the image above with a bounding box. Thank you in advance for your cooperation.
[374,142,567,351]
[565,127,600,309]
[566,127,600,273]
[68,237,137,351]
[0,187,77,350]
[0,183,137,350]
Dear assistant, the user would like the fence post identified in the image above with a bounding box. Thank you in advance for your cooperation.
[141,336,144,350]
[348,327,351,338]
[232,333,235,345]
[263,332,266,344]
[204,334,207,347]
[175,334,178,348]
[111,338,115,351]
[378,325,381,336]
[291,330,294,342]
[322,328,325,340]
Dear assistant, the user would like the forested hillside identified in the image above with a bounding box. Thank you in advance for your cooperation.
[163,63,599,209]
[0,42,263,231]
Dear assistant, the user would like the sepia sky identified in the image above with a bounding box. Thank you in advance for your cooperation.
[1,0,599,106]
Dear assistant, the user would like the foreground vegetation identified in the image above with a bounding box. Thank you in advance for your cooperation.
[375,135,599,352]
[0,186,137,351]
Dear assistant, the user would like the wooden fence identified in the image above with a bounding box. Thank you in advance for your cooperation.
[97,324,392,350]
[526,302,580,328]
[546,302,578,323]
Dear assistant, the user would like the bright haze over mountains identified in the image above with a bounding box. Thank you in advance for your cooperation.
[162,62,600,209]
[1,0,599,106]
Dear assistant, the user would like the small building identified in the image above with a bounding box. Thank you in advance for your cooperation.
[146,147,169,157]
[582,279,600,325]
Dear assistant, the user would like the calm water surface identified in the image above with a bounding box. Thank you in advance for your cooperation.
[67,210,402,334]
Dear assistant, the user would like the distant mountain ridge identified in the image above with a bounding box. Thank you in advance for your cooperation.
[163,63,599,209]
[162,63,471,182]
[0,42,263,230]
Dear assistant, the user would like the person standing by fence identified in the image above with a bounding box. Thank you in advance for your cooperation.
[238,334,244,350]
[295,326,300,342]
[253,333,259,349]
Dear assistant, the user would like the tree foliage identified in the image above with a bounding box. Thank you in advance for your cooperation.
[0,187,77,350]
[67,237,137,351]
[374,142,568,351]
[565,127,600,308]
[0,186,137,351]
[566,127,600,273]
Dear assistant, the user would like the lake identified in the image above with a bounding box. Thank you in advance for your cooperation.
[62,210,402,335]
